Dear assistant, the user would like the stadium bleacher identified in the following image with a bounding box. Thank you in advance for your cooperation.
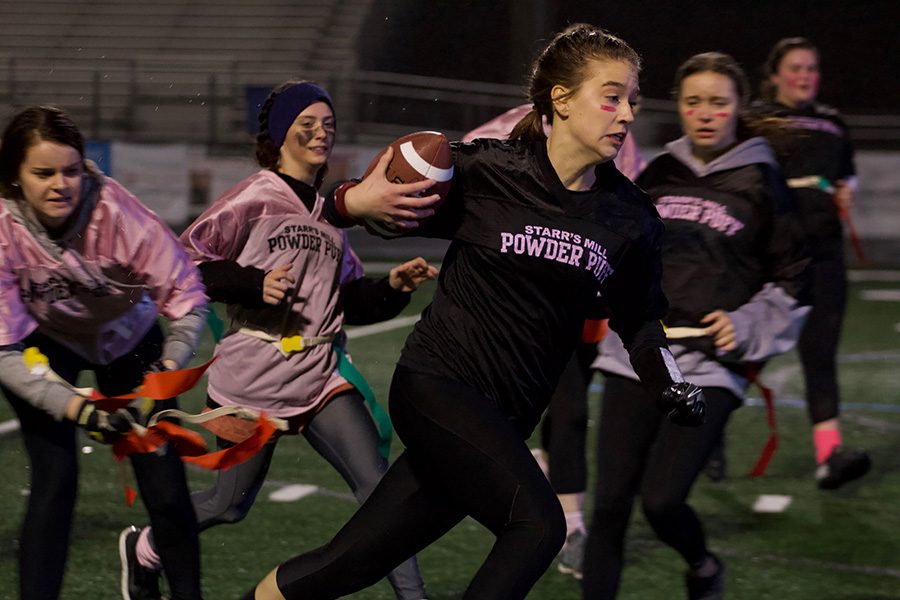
[0,0,372,145]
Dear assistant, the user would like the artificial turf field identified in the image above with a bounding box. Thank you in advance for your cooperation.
[1,271,898,599]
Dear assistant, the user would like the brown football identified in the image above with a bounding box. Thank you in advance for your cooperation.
[362,131,454,236]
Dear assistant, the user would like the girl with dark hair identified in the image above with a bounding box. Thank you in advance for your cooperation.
[120,80,433,600]
[751,37,870,489]
[242,24,705,600]
[582,52,809,599]
[0,105,208,600]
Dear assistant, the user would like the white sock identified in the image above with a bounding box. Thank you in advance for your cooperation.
[564,511,585,536]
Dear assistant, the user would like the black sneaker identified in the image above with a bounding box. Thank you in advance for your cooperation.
[557,529,586,580]
[685,554,724,600]
[119,526,163,600]
[816,446,872,490]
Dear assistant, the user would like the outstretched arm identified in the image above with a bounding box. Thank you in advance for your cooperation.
[341,257,437,325]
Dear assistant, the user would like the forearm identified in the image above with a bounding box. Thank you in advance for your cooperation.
[322,180,361,228]
[0,345,81,421]
[341,276,411,325]
[622,319,684,400]
[198,260,267,306]
[726,283,810,363]
[162,304,208,368]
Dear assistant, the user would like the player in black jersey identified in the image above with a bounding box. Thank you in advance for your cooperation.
[240,24,705,600]
[750,37,870,489]
[583,52,810,600]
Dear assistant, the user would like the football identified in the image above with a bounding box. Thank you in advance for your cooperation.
[362,130,454,236]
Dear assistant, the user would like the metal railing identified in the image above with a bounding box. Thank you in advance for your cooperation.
[1,56,898,150]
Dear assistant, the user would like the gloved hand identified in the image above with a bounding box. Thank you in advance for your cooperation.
[658,382,706,427]
[75,397,155,443]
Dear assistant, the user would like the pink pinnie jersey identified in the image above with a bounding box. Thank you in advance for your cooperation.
[180,170,364,418]
[0,176,206,363]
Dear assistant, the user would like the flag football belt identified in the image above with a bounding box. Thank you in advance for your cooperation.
[237,327,336,357]
[786,175,834,194]
[236,328,393,459]
[149,405,288,431]
[663,326,707,339]
[786,175,866,262]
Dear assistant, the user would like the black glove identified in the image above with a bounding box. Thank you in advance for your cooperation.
[658,382,706,427]
[75,398,154,443]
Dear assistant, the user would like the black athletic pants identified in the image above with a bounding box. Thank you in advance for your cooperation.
[264,366,566,600]
[2,326,201,600]
[540,343,596,494]
[797,250,847,424]
[582,375,741,599]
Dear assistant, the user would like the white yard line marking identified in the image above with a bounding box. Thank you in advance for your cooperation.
[752,494,793,513]
[0,419,20,435]
[268,483,319,502]
[848,270,900,282]
[861,289,900,301]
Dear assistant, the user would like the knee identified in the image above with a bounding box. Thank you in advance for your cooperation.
[197,492,255,527]
[348,467,387,505]
[30,459,77,506]
[641,493,680,525]
[538,495,567,551]
[545,505,567,555]
[590,497,632,541]
[141,483,189,515]
[511,486,567,557]
[208,505,250,526]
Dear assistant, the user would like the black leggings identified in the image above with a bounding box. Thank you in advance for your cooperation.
[267,366,566,600]
[2,327,201,600]
[540,343,595,494]
[797,253,847,424]
[582,375,741,599]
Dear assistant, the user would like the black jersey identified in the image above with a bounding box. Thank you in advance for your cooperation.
[750,100,856,245]
[637,137,808,329]
[596,137,809,396]
[394,138,669,433]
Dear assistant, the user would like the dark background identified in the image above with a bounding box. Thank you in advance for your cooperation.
[360,0,899,113]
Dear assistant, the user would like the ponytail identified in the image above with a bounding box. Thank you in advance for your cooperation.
[509,108,547,142]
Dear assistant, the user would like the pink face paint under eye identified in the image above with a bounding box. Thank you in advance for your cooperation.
[600,104,617,113]
[684,109,696,117]
[714,112,730,118]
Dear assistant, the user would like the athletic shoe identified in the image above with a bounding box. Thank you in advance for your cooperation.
[816,446,872,490]
[557,529,586,580]
[685,553,724,600]
[119,526,163,600]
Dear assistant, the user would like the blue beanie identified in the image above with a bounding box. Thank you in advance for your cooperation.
[267,82,334,148]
